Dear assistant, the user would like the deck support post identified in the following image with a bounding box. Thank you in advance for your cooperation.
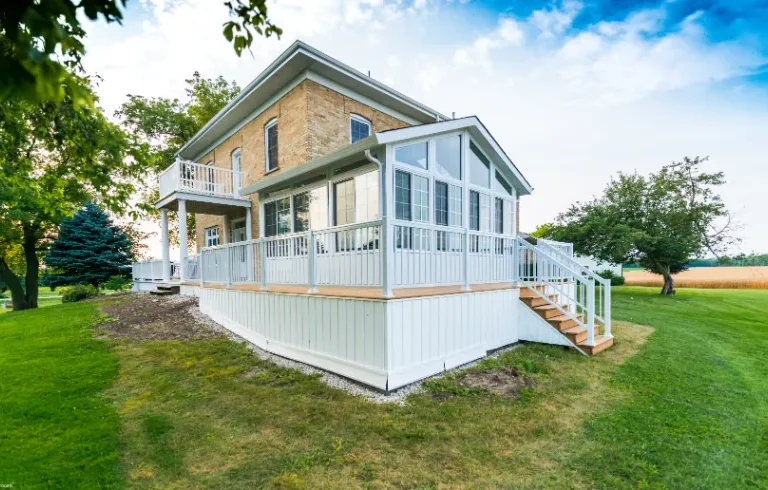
[462,229,471,291]
[226,245,233,288]
[178,199,187,282]
[260,238,268,290]
[307,230,317,293]
[586,277,596,346]
[160,208,171,283]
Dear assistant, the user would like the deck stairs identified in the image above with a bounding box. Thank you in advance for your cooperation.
[150,285,180,296]
[515,237,614,356]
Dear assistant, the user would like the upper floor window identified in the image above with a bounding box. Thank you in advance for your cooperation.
[265,119,278,172]
[494,170,513,197]
[231,148,242,191]
[350,115,371,143]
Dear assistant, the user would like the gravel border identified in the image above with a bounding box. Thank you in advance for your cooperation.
[182,294,522,404]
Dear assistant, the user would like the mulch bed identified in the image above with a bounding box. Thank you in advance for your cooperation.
[98,294,224,341]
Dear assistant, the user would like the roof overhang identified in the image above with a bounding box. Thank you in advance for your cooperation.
[241,117,533,197]
[176,40,447,161]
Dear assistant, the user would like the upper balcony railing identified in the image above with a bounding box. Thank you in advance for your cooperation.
[158,160,245,200]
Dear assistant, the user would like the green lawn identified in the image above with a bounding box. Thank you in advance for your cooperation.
[0,302,121,488]
[1,288,767,489]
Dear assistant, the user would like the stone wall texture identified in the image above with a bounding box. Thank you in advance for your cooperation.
[194,79,409,250]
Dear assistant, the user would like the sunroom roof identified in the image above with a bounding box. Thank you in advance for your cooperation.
[240,116,533,197]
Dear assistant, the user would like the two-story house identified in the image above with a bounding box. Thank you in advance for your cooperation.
[132,41,613,391]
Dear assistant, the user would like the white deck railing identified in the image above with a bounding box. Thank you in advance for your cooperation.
[132,260,179,282]
[158,160,245,200]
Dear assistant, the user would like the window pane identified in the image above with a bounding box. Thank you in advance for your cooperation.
[504,200,513,235]
[436,135,461,180]
[205,226,219,247]
[267,122,278,171]
[350,117,371,143]
[395,170,411,220]
[495,198,504,234]
[435,181,448,226]
[264,202,277,237]
[395,142,428,170]
[480,193,491,231]
[334,179,355,226]
[354,170,379,222]
[309,186,328,230]
[293,192,310,232]
[469,191,479,231]
[449,184,462,227]
[469,141,490,188]
[413,174,429,222]
[495,170,513,197]
[276,197,291,234]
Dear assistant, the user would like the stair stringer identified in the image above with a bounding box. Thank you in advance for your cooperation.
[517,300,588,356]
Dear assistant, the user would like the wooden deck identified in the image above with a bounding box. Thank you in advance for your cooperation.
[184,281,518,299]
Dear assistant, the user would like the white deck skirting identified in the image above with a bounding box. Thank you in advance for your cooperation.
[181,284,572,391]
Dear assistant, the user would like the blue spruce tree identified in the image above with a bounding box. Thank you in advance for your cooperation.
[44,203,134,287]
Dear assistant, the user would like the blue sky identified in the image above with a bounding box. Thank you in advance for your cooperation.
[83,0,768,255]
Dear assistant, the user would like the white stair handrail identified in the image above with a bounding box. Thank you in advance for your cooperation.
[535,239,612,338]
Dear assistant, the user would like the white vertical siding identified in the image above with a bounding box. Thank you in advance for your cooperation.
[385,288,520,390]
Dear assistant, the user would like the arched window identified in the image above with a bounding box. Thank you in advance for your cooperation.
[350,114,371,143]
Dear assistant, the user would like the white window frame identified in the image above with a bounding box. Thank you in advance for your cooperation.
[264,118,278,173]
[349,114,372,143]
[231,148,241,191]
[204,226,220,247]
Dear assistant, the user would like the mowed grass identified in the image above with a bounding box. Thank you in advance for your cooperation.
[2,289,768,488]
[0,302,121,488]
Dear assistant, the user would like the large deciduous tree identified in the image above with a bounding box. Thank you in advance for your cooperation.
[0,79,149,310]
[548,157,736,296]
[0,0,279,105]
[116,72,241,243]
[43,202,134,288]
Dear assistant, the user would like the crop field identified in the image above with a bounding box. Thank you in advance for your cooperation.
[624,266,768,289]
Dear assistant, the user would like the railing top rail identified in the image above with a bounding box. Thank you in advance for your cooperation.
[536,240,611,287]
[315,219,382,233]
[516,236,596,288]
[392,219,515,238]
[540,238,573,248]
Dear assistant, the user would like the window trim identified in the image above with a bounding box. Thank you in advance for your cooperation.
[393,138,430,172]
[468,139,492,189]
[264,118,278,173]
[349,114,372,143]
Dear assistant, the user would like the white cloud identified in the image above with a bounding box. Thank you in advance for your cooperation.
[530,0,582,39]
[453,18,524,68]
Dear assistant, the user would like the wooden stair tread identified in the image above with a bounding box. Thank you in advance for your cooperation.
[534,304,562,311]
[549,313,582,323]
[563,326,586,335]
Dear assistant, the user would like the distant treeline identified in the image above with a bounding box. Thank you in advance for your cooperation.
[626,253,768,269]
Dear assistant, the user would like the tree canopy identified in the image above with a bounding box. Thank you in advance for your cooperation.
[546,157,736,295]
[1,0,279,105]
[116,72,241,244]
[43,202,134,288]
[0,78,149,309]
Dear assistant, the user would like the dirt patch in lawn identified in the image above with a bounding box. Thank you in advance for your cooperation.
[97,294,224,341]
[458,367,535,398]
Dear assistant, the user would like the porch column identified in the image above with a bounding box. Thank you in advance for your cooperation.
[246,206,253,239]
[382,150,395,298]
[222,217,230,244]
[178,199,188,281]
[160,208,170,282]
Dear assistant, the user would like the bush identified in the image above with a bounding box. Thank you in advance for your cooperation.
[100,275,130,291]
[596,269,626,286]
[61,284,100,303]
